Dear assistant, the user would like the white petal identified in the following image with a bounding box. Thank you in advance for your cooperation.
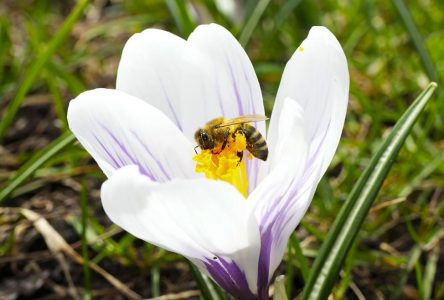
[249,98,310,283]
[67,88,195,180]
[179,23,266,191]
[268,26,349,177]
[101,165,261,293]
[253,27,349,281]
[116,29,187,130]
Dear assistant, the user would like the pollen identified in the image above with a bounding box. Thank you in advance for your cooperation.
[193,133,249,198]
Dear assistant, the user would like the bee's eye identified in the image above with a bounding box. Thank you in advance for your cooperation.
[201,132,209,142]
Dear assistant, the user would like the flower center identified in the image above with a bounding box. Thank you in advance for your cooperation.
[193,132,250,197]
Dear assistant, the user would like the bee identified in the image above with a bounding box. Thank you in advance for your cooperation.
[194,115,269,162]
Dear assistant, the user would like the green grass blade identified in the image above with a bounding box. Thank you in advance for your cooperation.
[286,233,309,298]
[290,233,309,281]
[436,281,444,300]
[0,0,89,141]
[238,0,272,46]
[47,60,86,95]
[391,0,439,83]
[0,132,76,204]
[0,17,11,85]
[274,0,303,27]
[301,82,438,300]
[334,242,358,299]
[422,247,439,300]
[80,182,92,300]
[151,265,161,297]
[188,261,226,300]
[46,73,68,131]
[285,235,295,297]
[164,0,196,38]
[415,263,425,299]
[389,245,421,300]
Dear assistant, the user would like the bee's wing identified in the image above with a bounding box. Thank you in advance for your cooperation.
[214,115,268,128]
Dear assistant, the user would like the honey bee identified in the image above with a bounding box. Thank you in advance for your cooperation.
[194,115,269,162]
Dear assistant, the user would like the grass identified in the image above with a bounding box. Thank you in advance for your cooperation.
[0,0,443,299]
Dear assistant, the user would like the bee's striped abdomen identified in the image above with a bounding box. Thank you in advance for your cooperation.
[241,124,268,161]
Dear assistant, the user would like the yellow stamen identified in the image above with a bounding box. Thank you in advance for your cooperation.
[193,133,250,198]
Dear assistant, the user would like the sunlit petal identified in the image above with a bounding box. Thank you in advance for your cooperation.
[116,29,187,130]
[251,26,349,285]
[67,88,195,180]
[248,27,348,288]
[268,26,349,177]
[249,98,309,288]
[101,165,261,294]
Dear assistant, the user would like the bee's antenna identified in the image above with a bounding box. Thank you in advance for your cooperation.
[194,145,199,154]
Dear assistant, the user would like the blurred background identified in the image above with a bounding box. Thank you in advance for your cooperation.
[0,0,443,299]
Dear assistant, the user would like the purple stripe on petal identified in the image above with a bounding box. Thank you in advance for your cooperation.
[257,156,318,261]
[130,130,171,181]
[216,82,227,116]
[103,128,138,164]
[256,120,332,289]
[259,120,331,228]
[257,227,272,300]
[219,55,266,194]
[96,124,156,180]
[95,121,176,182]
[204,256,257,300]
[105,132,155,179]
[95,134,155,180]
[94,135,122,169]
[242,64,256,116]
[246,158,259,194]
[225,57,244,116]
[157,73,183,131]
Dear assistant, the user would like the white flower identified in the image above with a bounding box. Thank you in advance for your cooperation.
[67,24,349,299]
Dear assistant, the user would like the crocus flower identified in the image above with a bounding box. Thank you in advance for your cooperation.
[67,24,349,299]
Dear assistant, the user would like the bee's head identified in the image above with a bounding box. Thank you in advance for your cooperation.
[194,128,214,150]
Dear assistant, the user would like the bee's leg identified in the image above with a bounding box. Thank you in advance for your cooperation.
[221,129,230,150]
[194,145,199,154]
[236,151,243,166]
